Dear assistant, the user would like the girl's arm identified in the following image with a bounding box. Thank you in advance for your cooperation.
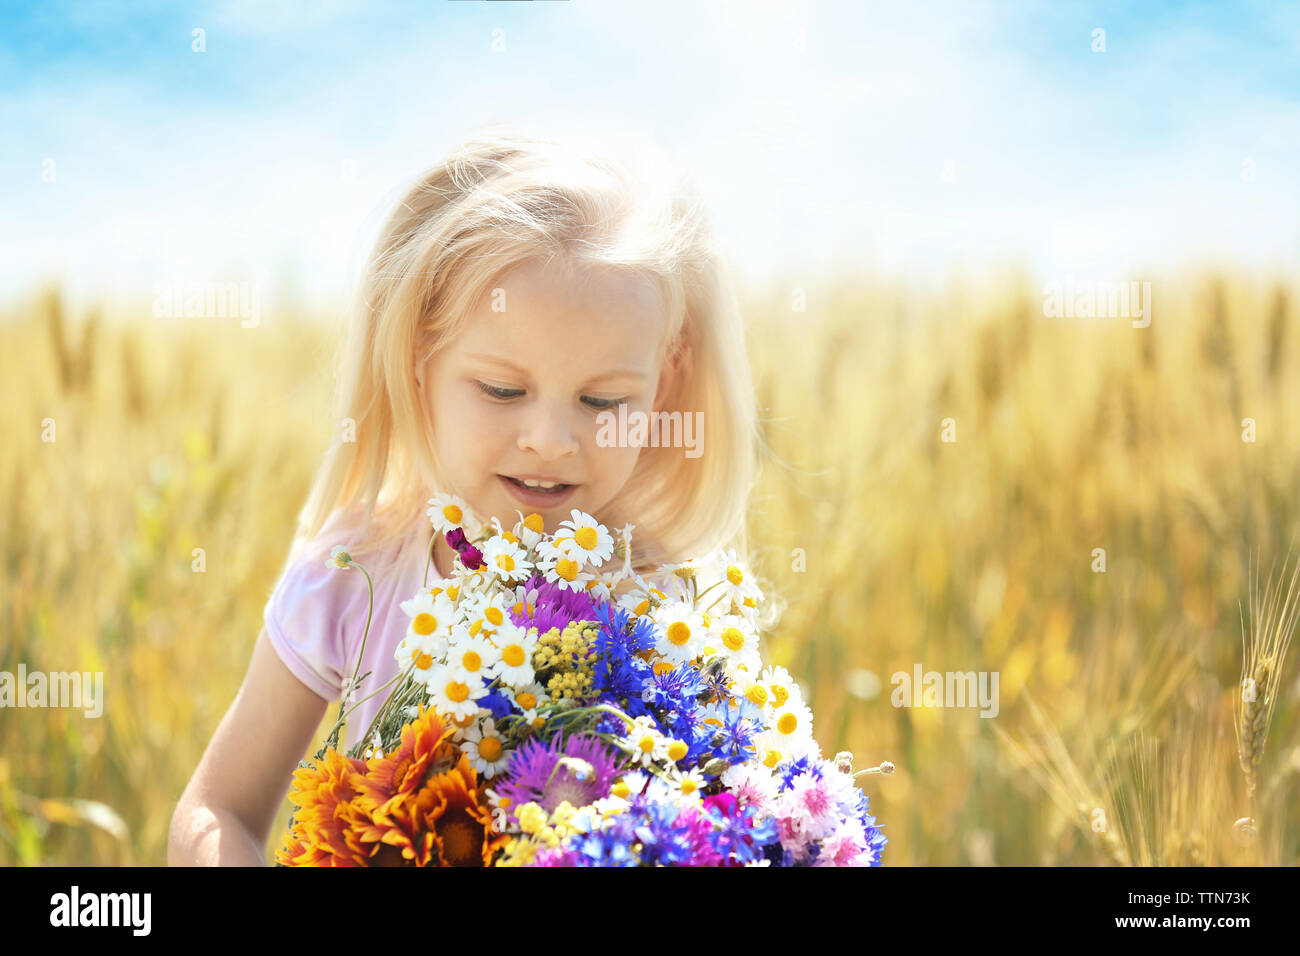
[168,628,330,865]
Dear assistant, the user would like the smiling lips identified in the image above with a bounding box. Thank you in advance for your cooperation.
[499,475,578,501]
[503,475,572,490]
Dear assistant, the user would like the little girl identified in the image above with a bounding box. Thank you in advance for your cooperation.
[168,124,778,865]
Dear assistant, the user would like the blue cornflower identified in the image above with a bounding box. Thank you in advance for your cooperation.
[701,795,778,865]
[478,687,514,721]
[701,694,763,765]
[590,600,657,709]
[774,753,820,791]
[631,799,694,866]
[640,659,703,710]
[574,822,640,866]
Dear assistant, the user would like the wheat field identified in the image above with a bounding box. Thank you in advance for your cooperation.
[2,269,1298,865]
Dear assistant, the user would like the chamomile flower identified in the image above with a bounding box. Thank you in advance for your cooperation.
[395,630,443,686]
[615,577,659,618]
[324,544,353,570]
[444,625,501,681]
[650,601,704,666]
[729,663,771,709]
[426,492,477,536]
[483,786,518,832]
[553,510,615,567]
[491,624,538,687]
[765,698,816,753]
[709,548,765,611]
[479,536,535,585]
[512,511,546,549]
[666,766,708,802]
[706,612,759,663]
[462,718,510,779]
[505,681,549,722]
[399,589,457,648]
[461,592,517,646]
[534,548,598,593]
[446,706,492,744]
[623,715,670,768]
[584,576,617,604]
[425,664,488,721]
[760,664,803,710]
[751,732,789,770]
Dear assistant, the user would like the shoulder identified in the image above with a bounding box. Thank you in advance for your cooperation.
[262,512,384,701]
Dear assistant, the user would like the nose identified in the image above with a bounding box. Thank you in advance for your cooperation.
[516,399,580,461]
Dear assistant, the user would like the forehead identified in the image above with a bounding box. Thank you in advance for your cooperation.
[452,259,668,373]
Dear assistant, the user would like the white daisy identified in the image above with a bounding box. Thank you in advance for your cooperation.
[491,622,538,687]
[765,698,816,754]
[512,510,547,549]
[462,718,510,779]
[425,664,488,721]
[615,581,659,619]
[553,510,615,567]
[730,666,773,713]
[478,536,535,585]
[399,589,457,647]
[394,630,443,686]
[752,732,790,770]
[505,681,550,723]
[708,612,759,663]
[707,548,765,611]
[483,786,519,832]
[534,548,598,593]
[623,715,670,768]
[460,592,518,646]
[324,544,353,570]
[446,706,492,744]
[444,625,501,682]
[760,664,804,711]
[650,601,704,665]
[426,492,478,536]
[666,766,708,802]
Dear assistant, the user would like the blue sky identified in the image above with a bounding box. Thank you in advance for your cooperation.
[2,0,1298,315]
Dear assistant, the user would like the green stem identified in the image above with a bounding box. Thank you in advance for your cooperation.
[423,531,438,589]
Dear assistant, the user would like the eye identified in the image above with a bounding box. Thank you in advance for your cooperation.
[477,381,625,410]
[477,381,523,401]
[582,396,625,411]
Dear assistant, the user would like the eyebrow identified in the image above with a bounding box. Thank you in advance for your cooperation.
[465,353,647,385]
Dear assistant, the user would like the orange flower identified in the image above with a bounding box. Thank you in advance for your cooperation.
[276,748,376,866]
[279,703,513,866]
[354,703,510,865]
[353,701,458,810]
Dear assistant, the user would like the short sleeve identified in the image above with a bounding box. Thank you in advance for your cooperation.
[262,549,363,703]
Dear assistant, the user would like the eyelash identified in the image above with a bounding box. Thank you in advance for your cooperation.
[476,381,624,410]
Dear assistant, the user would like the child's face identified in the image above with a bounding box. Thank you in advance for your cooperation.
[420,259,674,534]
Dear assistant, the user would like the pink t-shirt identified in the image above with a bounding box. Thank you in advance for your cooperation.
[263,510,441,755]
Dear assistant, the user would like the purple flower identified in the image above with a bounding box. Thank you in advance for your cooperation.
[445,527,484,570]
[530,846,583,866]
[508,574,599,634]
[496,733,618,815]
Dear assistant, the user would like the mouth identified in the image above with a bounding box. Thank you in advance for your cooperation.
[499,474,579,504]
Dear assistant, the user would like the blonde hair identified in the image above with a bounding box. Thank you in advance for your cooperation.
[291,123,779,619]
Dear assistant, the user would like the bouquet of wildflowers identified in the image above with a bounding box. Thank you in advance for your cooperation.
[276,495,891,866]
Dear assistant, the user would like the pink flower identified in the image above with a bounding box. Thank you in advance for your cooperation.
[814,818,871,867]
